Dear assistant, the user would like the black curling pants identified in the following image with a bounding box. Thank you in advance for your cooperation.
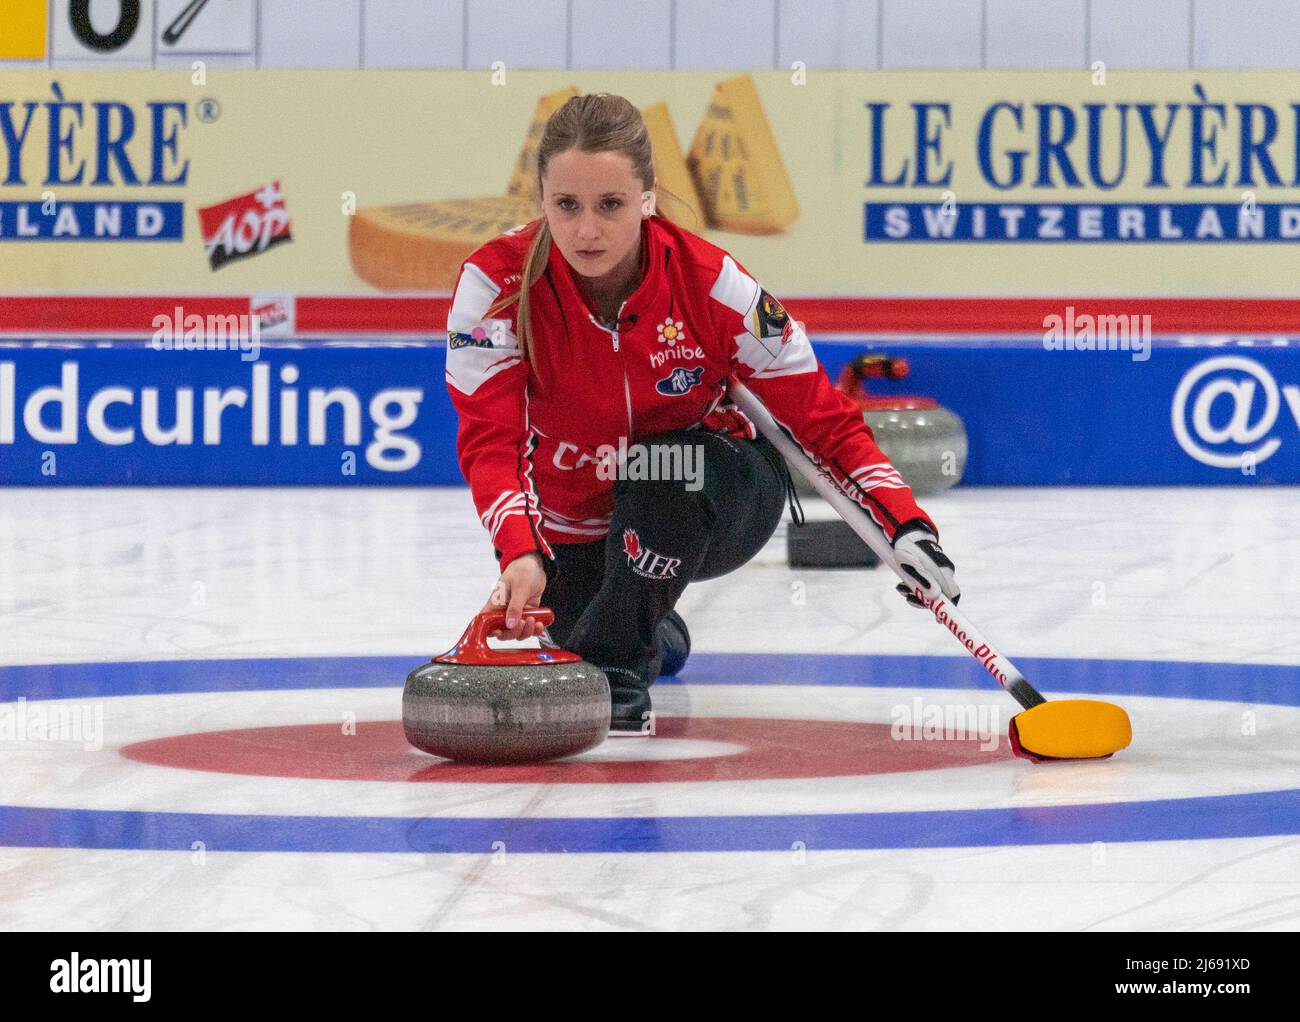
[542,428,790,685]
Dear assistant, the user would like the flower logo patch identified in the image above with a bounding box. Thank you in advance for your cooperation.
[657,317,685,346]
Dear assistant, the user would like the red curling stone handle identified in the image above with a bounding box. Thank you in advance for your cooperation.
[432,608,583,666]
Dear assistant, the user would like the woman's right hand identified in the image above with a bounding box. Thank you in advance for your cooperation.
[480,552,549,641]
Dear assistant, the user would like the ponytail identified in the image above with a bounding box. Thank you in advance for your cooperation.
[486,218,553,364]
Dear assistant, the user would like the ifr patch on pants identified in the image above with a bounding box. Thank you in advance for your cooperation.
[621,529,682,580]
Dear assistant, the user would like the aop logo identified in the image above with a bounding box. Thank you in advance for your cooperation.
[1171,356,1300,468]
[198,182,292,271]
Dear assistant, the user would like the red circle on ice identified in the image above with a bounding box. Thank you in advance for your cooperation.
[121,716,1011,783]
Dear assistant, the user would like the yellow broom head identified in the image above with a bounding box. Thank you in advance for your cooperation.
[1009,699,1132,762]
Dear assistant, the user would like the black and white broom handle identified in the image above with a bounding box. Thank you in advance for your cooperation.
[727,379,1045,710]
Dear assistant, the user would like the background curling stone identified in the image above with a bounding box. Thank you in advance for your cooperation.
[786,519,880,568]
[789,353,967,497]
[860,405,967,495]
[403,608,610,764]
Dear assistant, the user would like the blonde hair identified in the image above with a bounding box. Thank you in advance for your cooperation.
[486,93,692,363]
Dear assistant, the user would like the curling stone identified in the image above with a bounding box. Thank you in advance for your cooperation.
[789,353,968,499]
[403,608,611,764]
[860,404,967,495]
[787,519,881,569]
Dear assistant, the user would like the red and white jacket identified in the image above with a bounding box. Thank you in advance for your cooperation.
[445,214,935,570]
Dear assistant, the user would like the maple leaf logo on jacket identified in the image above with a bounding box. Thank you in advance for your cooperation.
[621,528,682,580]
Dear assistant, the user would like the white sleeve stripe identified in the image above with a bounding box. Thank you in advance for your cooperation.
[733,331,781,373]
[483,489,522,524]
[448,262,503,328]
[852,465,905,481]
[485,493,525,527]
[520,416,545,525]
[851,470,907,490]
[750,349,818,378]
[709,255,759,317]
[853,475,905,489]
[487,507,530,541]
[489,507,530,543]
[446,260,520,398]
[485,495,527,537]
[445,350,521,396]
[751,322,816,378]
[486,502,524,533]
[541,508,613,524]
[518,415,553,558]
[540,520,609,536]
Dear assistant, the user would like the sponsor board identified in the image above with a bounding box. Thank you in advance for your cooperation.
[0,343,444,484]
[6,72,1300,302]
[3,337,1300,486]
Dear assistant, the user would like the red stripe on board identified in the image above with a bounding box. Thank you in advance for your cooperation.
[295,296,450,333]
[0,297,249,333]
[3,295,1300,335]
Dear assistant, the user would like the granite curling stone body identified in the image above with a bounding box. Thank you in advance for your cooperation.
[788,354,967,499]
[403,608,611,763]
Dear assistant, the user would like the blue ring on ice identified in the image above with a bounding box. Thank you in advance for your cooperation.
[1,653,1296,853]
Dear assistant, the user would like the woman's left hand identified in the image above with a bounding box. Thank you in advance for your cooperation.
[892,523,960,608]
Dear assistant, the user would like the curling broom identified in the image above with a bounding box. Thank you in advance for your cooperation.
[728,379,1131,762]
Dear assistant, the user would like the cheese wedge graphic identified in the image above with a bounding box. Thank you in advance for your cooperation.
[641,102,706,229]
[687,74,798,233]
[348,195,539,291]
[506,86,581,205]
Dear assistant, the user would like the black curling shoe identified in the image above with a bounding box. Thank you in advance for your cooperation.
[600,663,656,736]
[655,610,691,677]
